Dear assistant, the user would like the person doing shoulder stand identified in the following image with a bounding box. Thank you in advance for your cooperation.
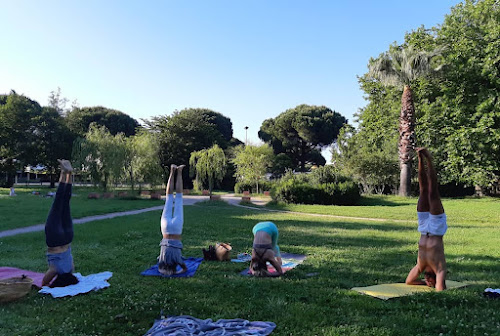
[405,148,447,291]
[250,221,283,277]
[158,164,188,275]
[42,159,79,287]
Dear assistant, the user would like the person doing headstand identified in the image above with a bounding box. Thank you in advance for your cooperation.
[406,148,447,291]
[250,221,283,277]
[158,164,188,275]
[42,159,79,287]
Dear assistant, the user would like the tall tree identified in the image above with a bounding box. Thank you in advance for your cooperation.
[259,104,346,172]
[0,91,42,186]
[48,87,69,116]
[72,124,128,191]
[126,130,163,191]
[66,106,139,136]
[31,107,75,187]
[232,144,274,194]
[146,109,227,186]
[190,144,227,196]
[368,45,442,196]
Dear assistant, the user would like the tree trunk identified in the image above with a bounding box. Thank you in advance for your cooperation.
[50,172,56,188]
[398,85,416,196]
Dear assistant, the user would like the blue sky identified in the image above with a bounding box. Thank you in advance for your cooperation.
[0,1,461,160]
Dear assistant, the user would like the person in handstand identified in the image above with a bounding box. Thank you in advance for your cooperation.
[405,148,447,291]
[42,159,79,287]
[250,221,283,277]
[158,164,188,275]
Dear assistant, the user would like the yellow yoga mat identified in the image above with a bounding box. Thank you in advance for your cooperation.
[352,280,468,300]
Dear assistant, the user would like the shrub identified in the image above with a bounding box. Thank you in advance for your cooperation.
[234,180,274,194]
[272,177,360,205]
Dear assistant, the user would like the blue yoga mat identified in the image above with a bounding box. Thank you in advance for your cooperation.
[141,257,203,278]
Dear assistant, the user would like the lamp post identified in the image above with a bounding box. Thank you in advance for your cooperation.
[244,126,249,146]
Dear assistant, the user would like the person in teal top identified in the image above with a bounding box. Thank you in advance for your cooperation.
[250,222,283,277]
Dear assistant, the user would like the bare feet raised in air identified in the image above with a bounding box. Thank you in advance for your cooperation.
[58,159,73,172]
[416,147,431,159]
[177,164,186,171]
[171,164,177,171]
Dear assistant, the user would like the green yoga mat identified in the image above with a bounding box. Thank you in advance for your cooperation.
[352,280,468,300]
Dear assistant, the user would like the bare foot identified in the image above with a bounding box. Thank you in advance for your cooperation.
[417,148,431,159]
[170,164,177,171]
[177,165,186,171]
[58,159,73,172]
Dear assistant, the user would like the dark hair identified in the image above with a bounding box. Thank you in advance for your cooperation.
[50,273,79,288]
[251,260,268,277]
[424,271,436,279]
[158,261,177,276]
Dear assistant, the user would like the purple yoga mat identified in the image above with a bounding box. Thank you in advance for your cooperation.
[0,267,45,288]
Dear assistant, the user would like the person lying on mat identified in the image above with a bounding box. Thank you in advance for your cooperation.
[405,148,447,291]
[42,159,79,287]
[250,221,283,277]
[158,164,188,275]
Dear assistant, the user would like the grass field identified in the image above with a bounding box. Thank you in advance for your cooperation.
[0,187,164,231]
[1,196,499,335]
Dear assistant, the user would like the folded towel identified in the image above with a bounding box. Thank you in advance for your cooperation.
[240,253,306,276]
[144,315,276,336]
[141,257,203,278]
[0,267,45,288]
[352,280,468,300]
[39,271,112,298]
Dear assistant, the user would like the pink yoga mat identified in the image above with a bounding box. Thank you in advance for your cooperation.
[0,267,45,288]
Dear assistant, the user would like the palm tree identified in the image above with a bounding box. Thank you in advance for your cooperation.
[368,45,442,196]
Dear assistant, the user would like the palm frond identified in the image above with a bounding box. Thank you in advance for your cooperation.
[368,46,443,87]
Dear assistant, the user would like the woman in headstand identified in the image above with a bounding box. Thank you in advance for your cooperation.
[158,164,188,275]
[42,159,79,287]
[250,221,283,277]
[405,148,447,291]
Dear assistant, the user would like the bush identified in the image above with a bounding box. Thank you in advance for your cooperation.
[234,181,274,194]
[272,179,360,205]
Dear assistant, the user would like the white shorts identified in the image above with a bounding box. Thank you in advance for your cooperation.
[161,193,183,235]
[417,212,447,236]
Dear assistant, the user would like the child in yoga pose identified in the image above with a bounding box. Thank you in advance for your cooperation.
[158,164,188,275]
[42,159,79,287]
[250,221,283,277]
[405,148,447,291]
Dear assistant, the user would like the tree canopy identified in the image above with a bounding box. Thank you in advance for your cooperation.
[66,106,139,137]
[259,104,347,171]
[343,0,500,194]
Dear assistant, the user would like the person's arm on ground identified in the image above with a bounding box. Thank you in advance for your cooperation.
[435,269,447,291]
[269,257,283,275]
[42,268,57,287]
[405,265,425,285]
[178,263,188,274]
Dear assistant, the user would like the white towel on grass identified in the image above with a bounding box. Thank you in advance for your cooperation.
[39,271,112,298]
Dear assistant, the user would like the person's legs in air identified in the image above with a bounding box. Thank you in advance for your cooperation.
[43,160,78,287]
[61,160,74,244]
[45,162,72,247]
[158,165,187,275]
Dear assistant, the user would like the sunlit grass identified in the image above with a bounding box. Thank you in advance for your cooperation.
[1,200,499,335]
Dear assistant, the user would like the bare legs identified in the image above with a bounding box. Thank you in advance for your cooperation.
[416,148,444,215]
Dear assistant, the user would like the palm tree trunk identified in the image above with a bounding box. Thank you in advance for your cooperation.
[399,85,416,196]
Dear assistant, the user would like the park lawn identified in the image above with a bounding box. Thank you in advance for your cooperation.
[266,195,500,225]
[0,187,164,231]
[1,201,499,335]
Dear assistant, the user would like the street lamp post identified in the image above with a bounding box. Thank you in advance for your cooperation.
[244,126,249,146]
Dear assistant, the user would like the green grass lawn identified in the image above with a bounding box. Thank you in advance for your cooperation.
[1,199,499,335]
[266,195,500,225]
[0,187,164,231]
